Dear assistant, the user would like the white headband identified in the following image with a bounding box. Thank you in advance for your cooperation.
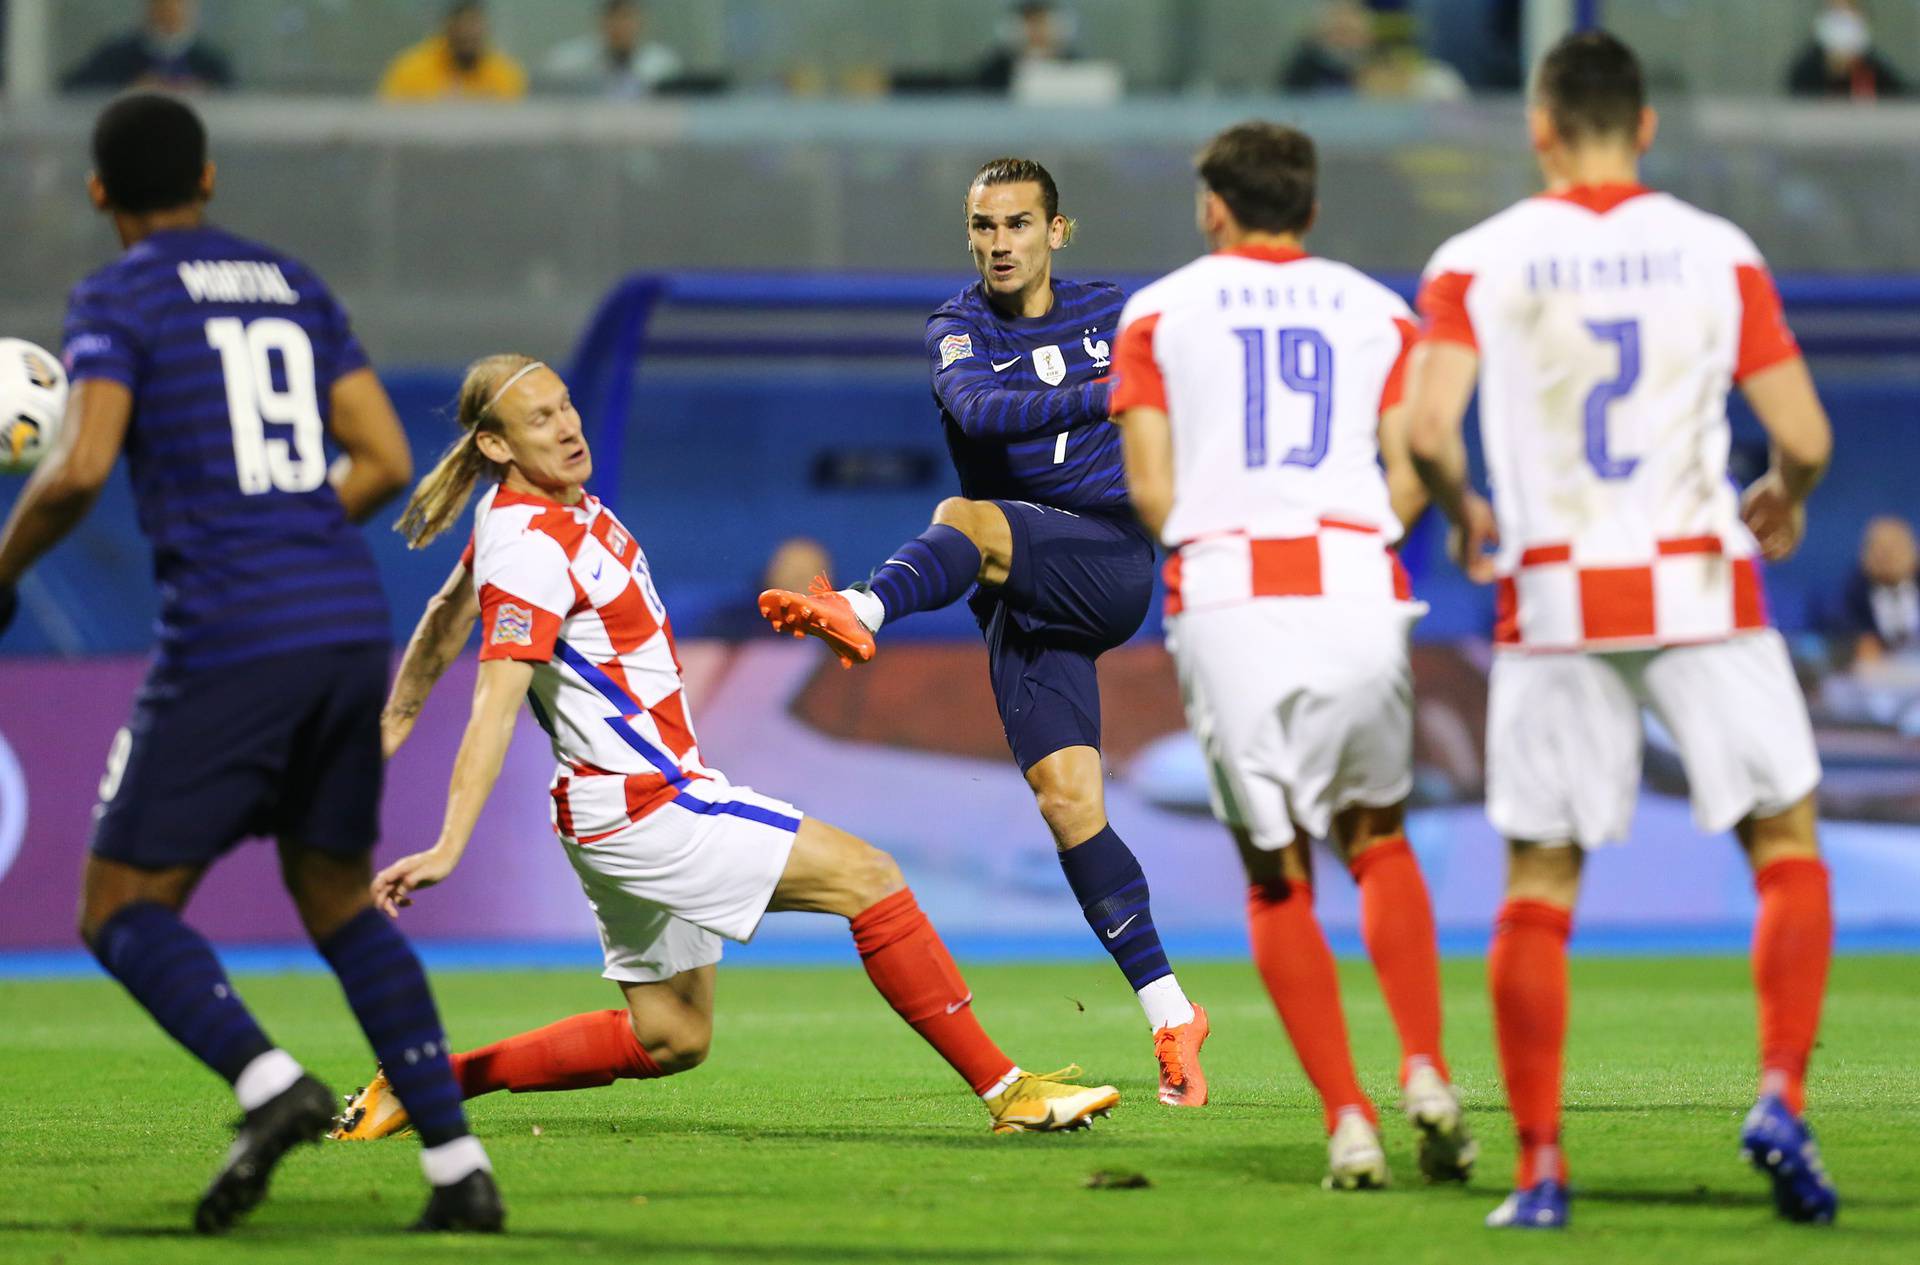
[481,360,547,417]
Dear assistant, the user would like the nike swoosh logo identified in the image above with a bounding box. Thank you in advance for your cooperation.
[591,562,604,580]
[991,358,1021,372]
[946,993,973,1015]
[883,559,921,578]
[1105,914,1139,940]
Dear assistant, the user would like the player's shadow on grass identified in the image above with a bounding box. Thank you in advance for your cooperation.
[1180,1141,1343,1187]
[515,1118,1026,1148]
[1580,1185,1904,1212]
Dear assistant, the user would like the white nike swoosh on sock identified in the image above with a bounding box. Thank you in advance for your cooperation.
[883,559,922,579]
[1105,914,1140,940]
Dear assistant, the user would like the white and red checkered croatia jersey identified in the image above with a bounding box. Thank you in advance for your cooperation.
[467,482,717,843]
[1418,183,1799,651]
[1112,244,1416,615]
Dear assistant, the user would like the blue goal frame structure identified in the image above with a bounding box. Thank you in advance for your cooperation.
[565,270,1920,502]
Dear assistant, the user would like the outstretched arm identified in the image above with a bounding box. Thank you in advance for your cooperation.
[1401,340,1499,583]
[383,560,479,757]
[929,320,1111,441]
[0,380,132,633]
[1737,356,1832,561]
[1114,405,1174,540]
[372,656,532,915]
[327,367,414,524]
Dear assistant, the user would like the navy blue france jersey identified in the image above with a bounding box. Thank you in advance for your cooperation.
[62,226,388,673]
[925,278,1128,511]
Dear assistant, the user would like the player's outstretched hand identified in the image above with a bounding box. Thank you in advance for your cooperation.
[1741,471,1806,562]
[372,848,457,917]
[1448,492,1500,584]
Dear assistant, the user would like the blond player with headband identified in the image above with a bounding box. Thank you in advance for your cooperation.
[328,355,1117,1140]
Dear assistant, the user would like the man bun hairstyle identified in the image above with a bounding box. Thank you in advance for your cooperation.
[91,92,208,215]
[1535,29,1646,143]
[1195,121,1317,236]
[970,156,1076,245]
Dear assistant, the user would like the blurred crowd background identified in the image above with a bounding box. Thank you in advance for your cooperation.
[10,0,1916,101]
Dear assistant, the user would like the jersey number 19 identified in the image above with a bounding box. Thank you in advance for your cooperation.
[204,316,327,495]
[1234,326,1333,470]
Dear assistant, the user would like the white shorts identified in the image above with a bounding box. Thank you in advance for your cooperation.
[1167,598,1418,849]
[1486,630,1821,848]
[560,780,803,984]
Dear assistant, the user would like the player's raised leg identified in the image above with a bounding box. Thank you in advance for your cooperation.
[1028,745,1207,1105]
[760,497,1009,667]
[1484,841,1578,1230]
[283,843,501,1232]
[335,969,709,1141]
[1337,805,1473,1182]
[1236,831,1387,1188]
[1737,795,1839,1224]
[770,815,1119,1133]
[79,857,339,1234]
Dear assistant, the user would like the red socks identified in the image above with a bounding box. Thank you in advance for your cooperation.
[1247,880,1375,1133]
[1350,837,1450,1084]
[1753,857,1832,1114]
[451,1008,661,1098]
[850,889,1017,1096]
[1489,899,1572,1186]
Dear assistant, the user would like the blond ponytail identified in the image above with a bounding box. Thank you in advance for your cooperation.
[394,353,537,548]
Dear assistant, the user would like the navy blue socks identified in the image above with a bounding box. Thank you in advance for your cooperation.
[864,525,981,626]
[90,901,275,1085]
[1057,826,1194,1029]
[317,908,470,1147]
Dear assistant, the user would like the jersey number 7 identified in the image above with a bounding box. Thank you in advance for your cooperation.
[205,317,328,496]
[1233,326,1333,470]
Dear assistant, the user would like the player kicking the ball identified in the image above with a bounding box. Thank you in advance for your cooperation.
[332,355,1117,1140]
[760,159,1210,1106]
[0,95,500,1233]
[1402,31,1838,1230]
[1112,122,1473,1190]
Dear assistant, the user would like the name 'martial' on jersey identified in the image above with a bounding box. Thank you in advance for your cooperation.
[61,225,387,673]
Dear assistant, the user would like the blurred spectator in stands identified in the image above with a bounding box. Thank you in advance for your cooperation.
[62,0,234,93]
[704,538,835,639]
[1787,0,1908,99]
[1280,0,1375,93]
[976,1,1078,92]
[1357,27,1468,101]
[1832,516,1920,663]
[379,1,527,102]
[542,0,683,98]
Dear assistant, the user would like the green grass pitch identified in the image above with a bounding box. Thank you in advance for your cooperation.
[1,955,1914,1264]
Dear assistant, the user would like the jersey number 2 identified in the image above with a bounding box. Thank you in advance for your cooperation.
[1234,326,1333,470]
[1583,319,1641,480]
[204,317,327,495]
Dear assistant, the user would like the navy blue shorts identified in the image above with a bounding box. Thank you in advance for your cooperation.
[91,642,389,870]
[971,501,1155,771]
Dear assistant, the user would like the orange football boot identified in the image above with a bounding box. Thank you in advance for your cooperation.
[758,574,876,669]
[1154,1003,1211,1107]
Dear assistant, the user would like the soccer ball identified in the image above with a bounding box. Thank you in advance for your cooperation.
[0,338,68,475]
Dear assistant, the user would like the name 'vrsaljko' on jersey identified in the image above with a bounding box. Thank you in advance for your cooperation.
[62,226,387,672]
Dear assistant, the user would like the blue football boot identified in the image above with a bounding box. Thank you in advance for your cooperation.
[1485,1179,1569,1229]
[1741,1094,1838,1225]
